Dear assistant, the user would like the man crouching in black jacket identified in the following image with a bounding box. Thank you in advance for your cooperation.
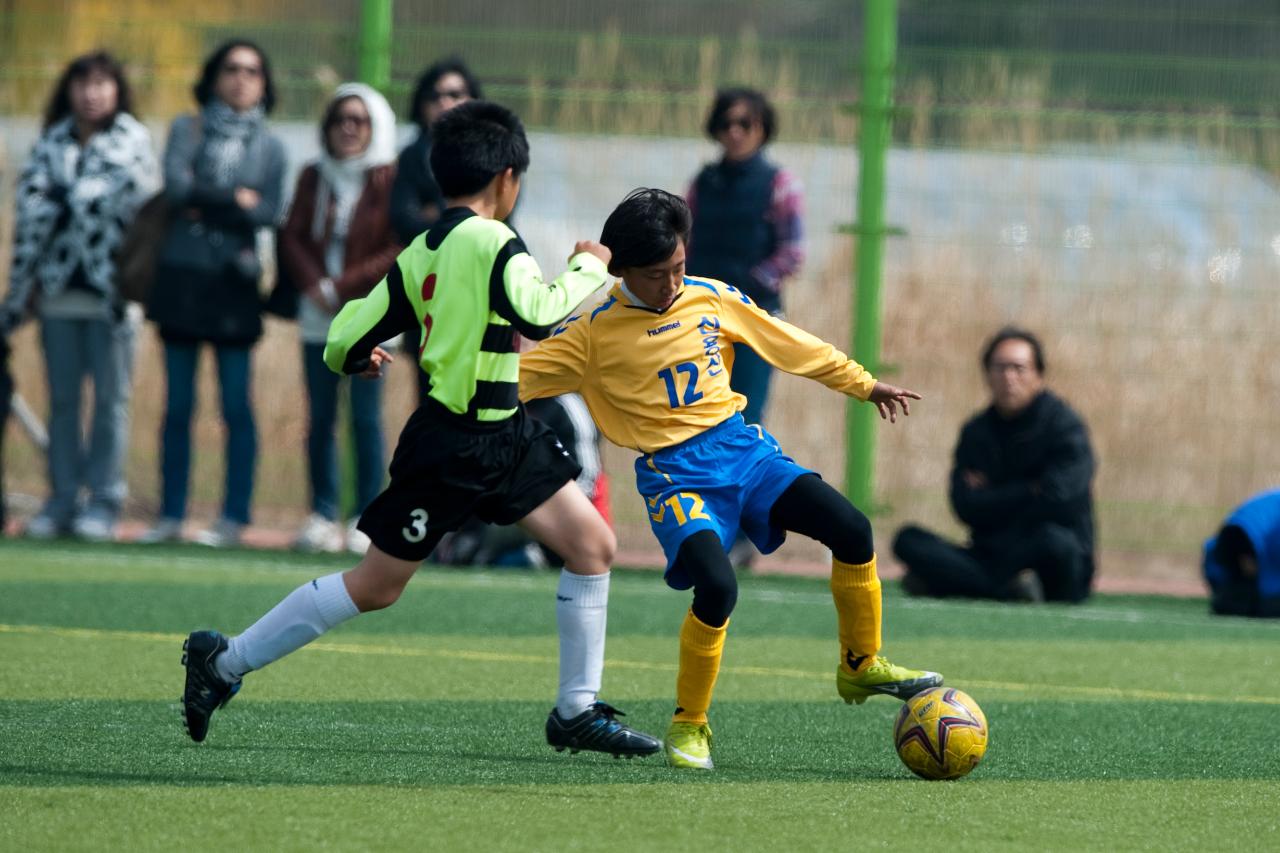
[894,327,1096,603]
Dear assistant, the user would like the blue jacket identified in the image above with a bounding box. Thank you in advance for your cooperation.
[1203,489,1280,603]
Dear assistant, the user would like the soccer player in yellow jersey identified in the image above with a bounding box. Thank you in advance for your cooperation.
[520,189,944,769]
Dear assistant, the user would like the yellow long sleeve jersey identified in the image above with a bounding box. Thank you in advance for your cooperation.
[519,276,877,453]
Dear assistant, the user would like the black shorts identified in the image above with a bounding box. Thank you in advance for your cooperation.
[357,399,582,561]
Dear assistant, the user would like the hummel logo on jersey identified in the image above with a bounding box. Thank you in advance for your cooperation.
[846,651,869,672]
[646,320,681,337]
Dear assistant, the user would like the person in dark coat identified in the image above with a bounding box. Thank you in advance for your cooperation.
[389,57,482,246]
[685,88,804,429]
[141,39,287,548]
[893,327,1096,603]
[389,57,483,406]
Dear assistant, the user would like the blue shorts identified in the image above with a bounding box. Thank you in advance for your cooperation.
[634,414,814,590]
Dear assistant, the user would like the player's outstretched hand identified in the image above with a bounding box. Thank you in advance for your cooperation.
[868,381,922,424]
[359,346,394,379]
[572,240,611,267]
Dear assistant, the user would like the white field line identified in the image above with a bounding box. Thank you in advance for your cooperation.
[2,622,1278,706]
[3,547,1276,633]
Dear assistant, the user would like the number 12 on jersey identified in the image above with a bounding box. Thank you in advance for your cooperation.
[658,361,704,408]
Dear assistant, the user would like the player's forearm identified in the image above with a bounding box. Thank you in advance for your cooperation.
[504,252,607,338]
[324,273,412,375]
[748,324,876,399]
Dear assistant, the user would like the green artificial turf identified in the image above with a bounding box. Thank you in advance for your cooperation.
[1,540,1277,851]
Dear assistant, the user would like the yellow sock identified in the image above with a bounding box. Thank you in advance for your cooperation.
[831,555,882,675]
[672,609,728,725]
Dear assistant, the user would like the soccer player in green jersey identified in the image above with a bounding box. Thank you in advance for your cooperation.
[180,102,661,758]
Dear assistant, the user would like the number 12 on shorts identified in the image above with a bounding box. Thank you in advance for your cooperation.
[648,492,710,525]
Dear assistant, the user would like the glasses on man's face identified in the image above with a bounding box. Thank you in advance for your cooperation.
[715,116,758,134]
[221,62,263,78]
[988,362,1033,376]
[430,88,468,103]
[330,114,371,130]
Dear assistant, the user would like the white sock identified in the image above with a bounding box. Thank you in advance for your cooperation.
[215,573,360,682]
[555,570,610,718]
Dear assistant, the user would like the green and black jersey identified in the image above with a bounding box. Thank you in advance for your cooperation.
[324,207,607,421]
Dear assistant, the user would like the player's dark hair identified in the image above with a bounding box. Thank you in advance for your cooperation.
[409,56,483,130]
[193,39,277,114]
[981,326,1046,374]
[705,87,776,145]
[429,101,529,198]
[600,188,692,271]
[1214,525,1255,576]
[44,51,135,130]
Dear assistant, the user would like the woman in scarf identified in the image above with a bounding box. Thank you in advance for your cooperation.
[278,84,401,554]
[142,39,286,547]
[2,51,159,541]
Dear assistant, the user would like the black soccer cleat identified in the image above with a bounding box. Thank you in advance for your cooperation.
[546,701,662,759]
[181,630,240,743]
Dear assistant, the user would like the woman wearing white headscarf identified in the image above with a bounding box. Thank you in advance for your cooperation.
[278,83,401,553]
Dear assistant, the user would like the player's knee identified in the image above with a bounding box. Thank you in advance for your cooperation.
[692,573,738,627]
[565,524,616,573]
[830,505,875,565]
[352,580,404,612]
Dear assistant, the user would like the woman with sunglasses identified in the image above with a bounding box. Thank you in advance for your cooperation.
[391,57,484,406]
[142,39,286,548]
[390,57,483,247]
[685,88,805,569]
[278,84,401,554]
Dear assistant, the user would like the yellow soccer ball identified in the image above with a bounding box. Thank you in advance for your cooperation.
[893,687,988,780]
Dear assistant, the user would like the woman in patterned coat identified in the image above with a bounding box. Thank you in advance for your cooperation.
[2,51,160,541]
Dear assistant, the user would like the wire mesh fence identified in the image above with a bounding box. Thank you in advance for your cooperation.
[1,0,1277,574]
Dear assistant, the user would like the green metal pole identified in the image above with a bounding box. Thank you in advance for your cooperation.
[358,0,393,92]
[846,0,897,511]
[341,0,393,519]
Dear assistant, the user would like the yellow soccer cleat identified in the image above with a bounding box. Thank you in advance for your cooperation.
[665,720,714,770]
[836,656,943,705]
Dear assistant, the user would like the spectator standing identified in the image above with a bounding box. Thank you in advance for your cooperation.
[141,39,286,547]
[390,57,482,246]
[390,58,483,405]
[2,52,159,541]
[685,88,804,429]
[893,327,1097,603]
[279,83,401,554]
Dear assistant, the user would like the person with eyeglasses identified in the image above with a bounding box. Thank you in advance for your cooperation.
[390,57,483,248]
[142,39,286,548]
[686,89,804,428]
[893,327,1097,603]
[391,58,484,405]
[685,88,805,570]
[278,84,402,555]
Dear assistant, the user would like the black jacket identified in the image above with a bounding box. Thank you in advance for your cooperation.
[948,390,1096,578]
[389,132,444,246]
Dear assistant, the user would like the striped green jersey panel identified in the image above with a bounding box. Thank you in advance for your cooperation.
[411,217,517,417]
[324,209,607,420]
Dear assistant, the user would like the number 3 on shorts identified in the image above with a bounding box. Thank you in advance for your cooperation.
[403,508,429,543]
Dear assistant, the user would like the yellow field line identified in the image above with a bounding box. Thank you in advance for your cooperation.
[4,622,1279,706]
